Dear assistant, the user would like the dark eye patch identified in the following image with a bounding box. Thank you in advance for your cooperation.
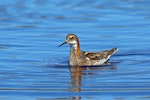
[69,36,73,40]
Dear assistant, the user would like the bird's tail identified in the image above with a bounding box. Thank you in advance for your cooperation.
[108,47,118,55]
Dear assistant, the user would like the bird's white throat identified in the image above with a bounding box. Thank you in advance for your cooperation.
[69,41,78,50]
[71,43,77,50]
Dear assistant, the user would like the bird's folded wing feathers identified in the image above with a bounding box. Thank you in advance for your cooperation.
[83,51,109,60]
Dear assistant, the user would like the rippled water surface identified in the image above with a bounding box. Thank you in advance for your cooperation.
[0,0,150,100]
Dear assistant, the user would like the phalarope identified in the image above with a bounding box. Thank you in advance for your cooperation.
[59,34,118,66]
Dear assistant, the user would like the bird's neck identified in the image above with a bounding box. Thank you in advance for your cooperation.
[70,41,81,59]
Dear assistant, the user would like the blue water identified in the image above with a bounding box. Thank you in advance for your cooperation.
[0,0,150,100]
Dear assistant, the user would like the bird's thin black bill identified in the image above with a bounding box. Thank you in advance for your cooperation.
[58,41,67,47]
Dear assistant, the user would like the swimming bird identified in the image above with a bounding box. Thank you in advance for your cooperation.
[59,34,118,66]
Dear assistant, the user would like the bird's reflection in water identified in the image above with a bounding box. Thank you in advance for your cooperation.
[70,66,82,92]
[69,66,82,100]
[69,64,117,100]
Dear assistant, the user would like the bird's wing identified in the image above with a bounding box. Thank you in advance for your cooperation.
[83,51,108,60]
[83,48,117,60]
